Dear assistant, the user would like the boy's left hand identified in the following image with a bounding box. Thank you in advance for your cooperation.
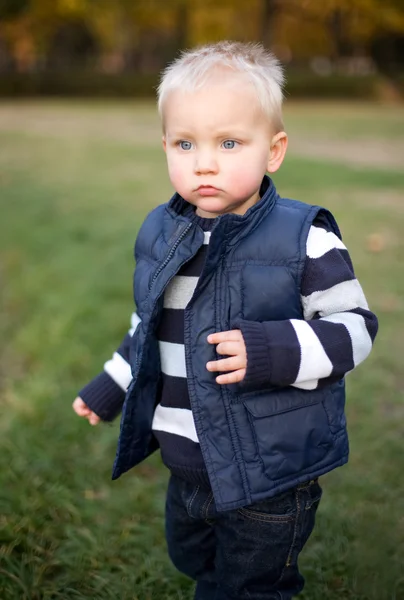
[207,330,246,384]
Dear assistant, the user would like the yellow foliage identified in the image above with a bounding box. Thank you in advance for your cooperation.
[1,0,404,66]
[57,0,87,17]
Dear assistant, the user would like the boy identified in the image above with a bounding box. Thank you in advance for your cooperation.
[73,41,378,599]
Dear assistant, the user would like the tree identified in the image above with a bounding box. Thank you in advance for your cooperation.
[1,0,404,74]
[0,0,28,20]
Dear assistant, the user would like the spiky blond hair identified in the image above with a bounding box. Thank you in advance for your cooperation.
[157,41,285,131]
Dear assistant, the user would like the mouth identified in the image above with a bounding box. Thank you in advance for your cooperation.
[196,185,220,197]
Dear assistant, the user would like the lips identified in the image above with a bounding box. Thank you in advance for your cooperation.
[197,185,219,197]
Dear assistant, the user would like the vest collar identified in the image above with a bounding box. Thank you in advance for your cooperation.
[166,175,278,245]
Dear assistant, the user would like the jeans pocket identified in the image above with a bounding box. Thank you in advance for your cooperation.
[300,479,323,511]
[238,487,297,522]
[227,489,300,591]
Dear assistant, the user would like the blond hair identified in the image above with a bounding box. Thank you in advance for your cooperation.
[157,41,285,131]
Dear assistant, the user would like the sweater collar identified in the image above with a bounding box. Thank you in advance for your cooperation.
[182,205,216,232]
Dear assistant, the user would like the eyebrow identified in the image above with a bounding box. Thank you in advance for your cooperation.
[167,128,249,139]
[214,129,250,138]
[165,130,193,139]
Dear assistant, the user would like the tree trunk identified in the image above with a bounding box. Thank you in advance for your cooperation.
[328,8,352,60]
[175,1,188,52]
[260,0,280,48]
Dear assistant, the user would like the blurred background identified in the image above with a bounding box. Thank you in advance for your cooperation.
[1,0,404,99]
[1,1,404,599]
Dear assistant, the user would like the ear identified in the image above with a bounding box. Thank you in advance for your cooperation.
[267,132,288,173]
[162,135,167,152]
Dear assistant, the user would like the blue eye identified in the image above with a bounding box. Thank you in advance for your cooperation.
[222,140,236,149]
[179,141,192,150]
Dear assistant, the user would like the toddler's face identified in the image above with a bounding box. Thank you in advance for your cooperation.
[162,76,283,218]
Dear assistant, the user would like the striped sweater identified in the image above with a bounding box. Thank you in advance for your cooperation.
[151,215,214,484]
[79,211,378,484]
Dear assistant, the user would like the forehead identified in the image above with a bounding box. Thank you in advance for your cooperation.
[163,77,270,134]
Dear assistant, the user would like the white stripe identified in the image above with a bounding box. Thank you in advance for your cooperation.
[128,311,141,336]
[301,279,369,320]
[164,276,198,309]
[159,341,187,377]
[321,312,372,367]
[292,379,318,391]
[152,404,199,443]
[307,226,346,259]
[290,319,333,383]
[204,231,211,244]
[104,352,132,391]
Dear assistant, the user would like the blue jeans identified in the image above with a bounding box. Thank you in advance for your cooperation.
[165,475,322,600]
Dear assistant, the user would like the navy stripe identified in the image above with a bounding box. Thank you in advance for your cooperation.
[157,309,184,344]
[116,333,132,362]
[155,430,207,470]
[350,307,379,342]
[302,248,355,296]
[179,245,208,276]
[316,375,343,389]
[159,374,189,409]
[313,212,338,233]
[310,319,355,377]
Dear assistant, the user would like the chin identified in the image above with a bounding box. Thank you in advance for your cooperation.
[198,205,227,217]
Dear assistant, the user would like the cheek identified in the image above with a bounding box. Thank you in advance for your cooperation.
[224,147,267,191]
[166,156,187,191]
[228,164,263,196]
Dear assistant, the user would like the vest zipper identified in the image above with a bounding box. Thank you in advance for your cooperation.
[133,221,194,378]
[147,222,193,295]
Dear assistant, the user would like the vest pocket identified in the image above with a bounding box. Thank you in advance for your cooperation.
[242,390,334,481]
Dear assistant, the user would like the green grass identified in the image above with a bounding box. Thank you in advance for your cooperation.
[284,101,404,140]
[1,101,404,599]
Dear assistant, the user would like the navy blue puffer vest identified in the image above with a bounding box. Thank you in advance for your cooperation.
[112,177,349,512]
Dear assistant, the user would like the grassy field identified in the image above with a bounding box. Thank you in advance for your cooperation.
[1,100,404,600]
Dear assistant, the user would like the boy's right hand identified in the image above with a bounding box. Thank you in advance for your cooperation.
[72,397,101,426]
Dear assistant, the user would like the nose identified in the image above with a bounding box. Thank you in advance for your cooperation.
[194,150,218,175]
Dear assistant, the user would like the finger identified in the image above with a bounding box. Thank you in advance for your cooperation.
[216,369,246,385]
[207,330,242,344]
[207,356,245,373]
[216,341,244,356]
[88,412,101,426]
[73,397,91,416]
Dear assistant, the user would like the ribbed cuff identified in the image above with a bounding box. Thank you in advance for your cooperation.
[79,372,126,422]
[239,320,272,388]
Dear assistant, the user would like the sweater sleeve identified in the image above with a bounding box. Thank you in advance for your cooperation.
[78,312,141,421]
[239,221,378,390]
